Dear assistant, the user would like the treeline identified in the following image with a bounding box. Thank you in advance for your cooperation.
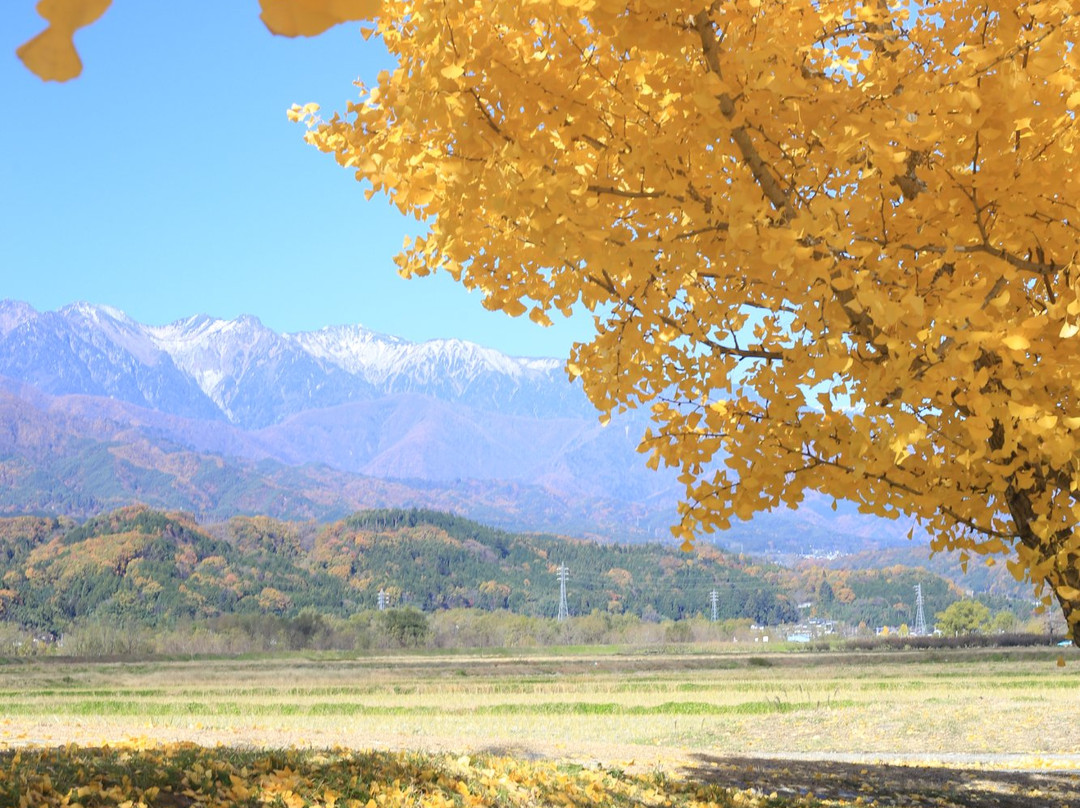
[0,505,1024,642]
[0,607,1057,659]
[0,607,766,658]
[0,505,800,634]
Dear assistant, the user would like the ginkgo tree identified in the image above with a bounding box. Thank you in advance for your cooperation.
[294,0,1080,640]
[19,0,1080,639]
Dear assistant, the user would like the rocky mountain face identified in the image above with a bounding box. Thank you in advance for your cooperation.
[0,300,917,549]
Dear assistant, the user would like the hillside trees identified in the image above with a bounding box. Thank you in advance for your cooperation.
[281,0,1080,641]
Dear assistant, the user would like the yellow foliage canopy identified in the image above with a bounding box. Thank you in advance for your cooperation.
[292,0,1080,637]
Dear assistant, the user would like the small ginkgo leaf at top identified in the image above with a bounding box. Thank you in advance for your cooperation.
[16,0,112,82]
[259,0,382,37]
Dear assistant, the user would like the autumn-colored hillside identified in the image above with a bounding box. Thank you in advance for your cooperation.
[0,505,1032,642]
[0,505,803,634]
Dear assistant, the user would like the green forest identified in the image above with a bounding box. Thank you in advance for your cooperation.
[0,505,1033,654]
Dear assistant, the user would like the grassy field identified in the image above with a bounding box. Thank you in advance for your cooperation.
[2,645,1079,806]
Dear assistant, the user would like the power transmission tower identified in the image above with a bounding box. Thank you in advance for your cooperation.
[378,589,388,611]
[710,589,719,622]
[557,565,569,622]
[913,584,927,636]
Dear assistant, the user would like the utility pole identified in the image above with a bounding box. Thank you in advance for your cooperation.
[557,565,569,622]
[913,584,927,636]
[378,589,387,611]
[710,589,719,622]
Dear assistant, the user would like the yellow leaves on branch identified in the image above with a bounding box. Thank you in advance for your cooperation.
[17,0,382,81]
[295,0,1080,637]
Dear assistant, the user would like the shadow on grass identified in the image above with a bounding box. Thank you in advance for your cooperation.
[682,754,1080,807]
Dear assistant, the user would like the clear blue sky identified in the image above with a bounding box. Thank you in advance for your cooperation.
[1,2,594,357]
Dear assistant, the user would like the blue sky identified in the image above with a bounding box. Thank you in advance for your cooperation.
[1,2,594,357]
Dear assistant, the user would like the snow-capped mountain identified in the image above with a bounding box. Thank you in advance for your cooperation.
[0,301,588,429]
[291,325,568,413]
[0,301,222,422]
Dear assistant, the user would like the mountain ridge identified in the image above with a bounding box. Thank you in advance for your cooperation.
[0,300,582,428]
[0,299,920,549]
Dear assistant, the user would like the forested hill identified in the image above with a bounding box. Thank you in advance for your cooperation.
[0,506,804,632]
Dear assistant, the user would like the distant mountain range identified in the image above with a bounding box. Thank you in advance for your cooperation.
[0,300,920,549]
[0,300,582,427]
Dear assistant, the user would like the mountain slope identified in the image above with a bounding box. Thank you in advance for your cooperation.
[0,379,679,537]
[0,303,221,422]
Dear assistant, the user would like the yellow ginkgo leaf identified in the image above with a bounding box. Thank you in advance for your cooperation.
[1002,334,1030,351]
[259,0,381,37]
[16,0,112,82]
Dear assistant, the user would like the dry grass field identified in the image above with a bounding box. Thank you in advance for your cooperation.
[1,645,1077,772]
[4,646,1080,806]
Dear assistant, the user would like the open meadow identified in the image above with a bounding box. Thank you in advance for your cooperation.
[2,645,1079,806]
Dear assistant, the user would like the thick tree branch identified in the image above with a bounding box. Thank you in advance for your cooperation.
[694,12,797,224]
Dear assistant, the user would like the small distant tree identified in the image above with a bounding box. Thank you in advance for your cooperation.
[991,610,1018,634]
[936,600,992,637]
[377,608,429,648]
[285,608,331,650]
[818,579,835,606]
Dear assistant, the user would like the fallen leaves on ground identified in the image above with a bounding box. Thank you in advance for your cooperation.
[5,742,1080,807]
[1,743,810,808]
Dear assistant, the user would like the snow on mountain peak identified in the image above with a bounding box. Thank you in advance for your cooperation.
[1,300,579,424]
[290,323,562,383]
[142,313,283,413]
[62,301,131,323]
[288,323,407,376]
[59,301,165,366]
[0,300,36,337]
